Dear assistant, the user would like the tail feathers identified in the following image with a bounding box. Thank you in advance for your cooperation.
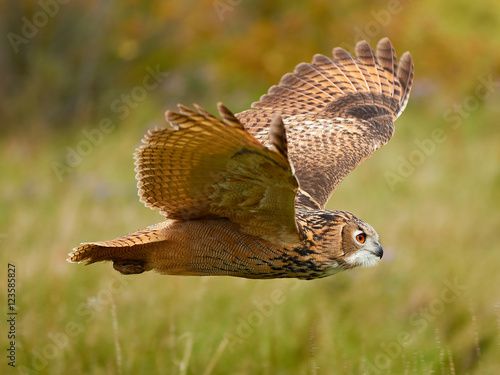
[67,222,169,274]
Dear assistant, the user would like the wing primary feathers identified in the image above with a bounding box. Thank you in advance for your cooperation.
[283,71,340,100]
[396,51,414,116]
[258,87,324,110]
[310,55,349,95]
[355,40,383,94]
[332,47,370,92]
[165,110,185,126]
[268,114,289,160]
[237,37,414,209]
[376,38,398,98]
[176,104,198,116]
[193,103,219,120]
[306,62,348,96]
[217,102,246,129]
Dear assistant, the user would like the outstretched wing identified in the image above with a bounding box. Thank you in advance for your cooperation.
[134,103,300,245]
[237,38,414,209]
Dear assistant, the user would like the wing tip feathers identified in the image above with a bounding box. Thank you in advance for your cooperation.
[268,114,289,159]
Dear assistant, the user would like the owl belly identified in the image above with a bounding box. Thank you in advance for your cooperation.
[145,219,341,280]
[147,219,285,278]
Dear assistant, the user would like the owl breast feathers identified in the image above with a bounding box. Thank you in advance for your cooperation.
[68,38,414,280]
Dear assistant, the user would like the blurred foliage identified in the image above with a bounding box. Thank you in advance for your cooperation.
[1,0,500,134]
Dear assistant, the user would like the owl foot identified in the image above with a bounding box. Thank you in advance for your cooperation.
[113,260,149,275]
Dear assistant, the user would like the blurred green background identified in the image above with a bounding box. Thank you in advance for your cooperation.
[1,0,500,374]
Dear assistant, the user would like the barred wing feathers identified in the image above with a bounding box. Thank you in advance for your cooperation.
[133,103,300,245]
[237,38,414,209]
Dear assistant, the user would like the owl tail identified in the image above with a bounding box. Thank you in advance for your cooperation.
[67,222,168,274]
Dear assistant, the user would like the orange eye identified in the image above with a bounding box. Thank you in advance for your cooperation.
[356,233,366,244]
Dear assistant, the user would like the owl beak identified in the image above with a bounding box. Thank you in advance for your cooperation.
[375,243,384,259]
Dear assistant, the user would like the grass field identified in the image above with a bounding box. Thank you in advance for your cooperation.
[2,96,500,374]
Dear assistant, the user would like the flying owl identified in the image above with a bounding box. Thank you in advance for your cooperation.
[68,38,414,280]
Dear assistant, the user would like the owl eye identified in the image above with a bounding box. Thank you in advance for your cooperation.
[355,233,366,244]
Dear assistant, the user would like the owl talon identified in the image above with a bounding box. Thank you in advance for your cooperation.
[113,260,148,275]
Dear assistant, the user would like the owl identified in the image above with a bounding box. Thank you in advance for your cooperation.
[68,38,414,280]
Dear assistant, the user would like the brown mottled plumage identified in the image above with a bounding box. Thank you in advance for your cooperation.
[68,38,414,280]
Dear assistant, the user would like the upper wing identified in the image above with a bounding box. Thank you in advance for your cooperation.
[237,38,414,209]
[134,103,300,245]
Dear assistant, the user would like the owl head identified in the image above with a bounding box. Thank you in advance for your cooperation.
[340,218,383,268]
[309,210,383,271]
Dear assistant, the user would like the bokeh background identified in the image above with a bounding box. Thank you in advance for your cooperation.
[1,0,500,374]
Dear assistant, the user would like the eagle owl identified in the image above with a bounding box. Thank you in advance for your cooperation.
[68,38,414,280]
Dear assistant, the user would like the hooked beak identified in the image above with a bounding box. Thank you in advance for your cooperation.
[375,243,384,259]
